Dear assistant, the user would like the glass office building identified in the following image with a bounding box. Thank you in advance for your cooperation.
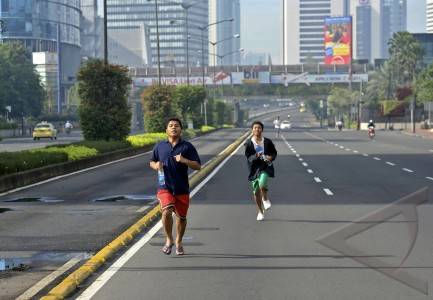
[107,0,208,67]
[0,0,80,51]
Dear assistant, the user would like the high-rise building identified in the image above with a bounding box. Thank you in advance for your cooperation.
[427,0,433,33]
[283,0,346,64]
[209,0,241,66]
[81,0,104,59]
[108,23,152,67]
[350,0,406,62]
[0,0,82,111]
[107,0,208,67]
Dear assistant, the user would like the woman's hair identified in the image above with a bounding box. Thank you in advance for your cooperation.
[251,121,264,130]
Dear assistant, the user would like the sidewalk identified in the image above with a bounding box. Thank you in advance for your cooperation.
[401,128,433,140]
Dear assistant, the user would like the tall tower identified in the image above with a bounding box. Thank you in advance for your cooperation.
[208,0,241,66]
[428,0,433,33]
[107,0,208,67]
[283,0,346,64]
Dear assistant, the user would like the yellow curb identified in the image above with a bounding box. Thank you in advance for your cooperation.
[41,130,250,300]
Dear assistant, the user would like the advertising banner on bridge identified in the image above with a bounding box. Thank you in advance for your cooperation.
[133,76,231,87]
[270,73,368,84]
[324,16,352,65]
[231,71,270,84]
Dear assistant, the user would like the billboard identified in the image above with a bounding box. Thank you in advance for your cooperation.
[324,16,352,65]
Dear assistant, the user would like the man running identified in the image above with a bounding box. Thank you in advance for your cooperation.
[244,121,277,221]
[150,118,201,255]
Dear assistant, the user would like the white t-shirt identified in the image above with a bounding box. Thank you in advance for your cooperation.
[251,136,264,155]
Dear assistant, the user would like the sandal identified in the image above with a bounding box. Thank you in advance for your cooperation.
[176,245,185,256]
[162,243,174,255]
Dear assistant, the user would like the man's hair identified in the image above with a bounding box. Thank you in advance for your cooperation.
[166,118,183,129]
[251,121,264,130]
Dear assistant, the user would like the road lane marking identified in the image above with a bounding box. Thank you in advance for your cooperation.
[426,177,433,181]
[386,162,396,166]
[302,162,308,167]
[307,169,314,174]
[323,189,334,196]
[373,157,381,161]
[363,154,369,157]
[76,136,246,300]
[403,168,414,173]
[345,148,351,151]
[314,177,322,183]
[296,154,300,157]
[299,158,303,161]
[17,256,82,300]
[339,146,344,149]
[429,150,433,153]
[135,206,150,213]
[353,150,359,153]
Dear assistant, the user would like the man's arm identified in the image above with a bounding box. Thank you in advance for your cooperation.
[149,160,162,171]
[174,154,201,170]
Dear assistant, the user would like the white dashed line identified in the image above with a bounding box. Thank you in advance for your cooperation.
[429,150,433,153]
[299,158,303,161]
[403,168,414,173]
[426,177,433,181]
[353,150,358,153]
[296,154,300,157]
[314,177,322,183]
[307,169,314,174]
[386,162,396,166]
[373,157,381,161]
[302,162,308,167]
[339,146,344,149]
[136,206,150,213]
[323,188,334,196]
[363,154,369,157]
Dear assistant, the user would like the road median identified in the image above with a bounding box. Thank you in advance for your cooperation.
[40,129,251,300]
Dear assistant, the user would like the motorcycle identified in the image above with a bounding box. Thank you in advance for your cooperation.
[65,126,72,134]
[368,126,375,140]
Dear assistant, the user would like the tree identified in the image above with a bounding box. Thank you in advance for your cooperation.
[173,85,206,128]
[78,59,131,141]
[365,61,397,108]
[416,63,433,104]
[388,31,424,85]
[0,43,44,119]
[141,85,176,132]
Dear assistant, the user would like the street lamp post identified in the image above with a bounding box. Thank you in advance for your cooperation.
[198,18,234,87]
[103,0,108,64]
[147,0,162,85]
[209,34,240,81]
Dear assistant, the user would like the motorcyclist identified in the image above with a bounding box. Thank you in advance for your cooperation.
[367,120,375,129]
[336,119,343,131]
[65,121,73,133]
[367,119,375,139]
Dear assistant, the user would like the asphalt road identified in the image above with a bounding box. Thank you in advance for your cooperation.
[0,131,84,152]
[74,117,433,300]
[0,127,254,299]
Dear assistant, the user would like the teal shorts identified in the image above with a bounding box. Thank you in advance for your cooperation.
[251,172,269,194]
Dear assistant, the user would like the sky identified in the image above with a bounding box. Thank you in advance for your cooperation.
[241,0,427,64]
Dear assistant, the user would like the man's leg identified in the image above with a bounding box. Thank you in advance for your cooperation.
[162,207,174,246]
[254,191,264,214]
[176,217,187,247]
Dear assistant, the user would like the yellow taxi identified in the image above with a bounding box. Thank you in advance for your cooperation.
[33,121,57,140]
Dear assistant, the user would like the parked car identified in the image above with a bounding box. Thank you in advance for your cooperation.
[33,121,57,140]
[280,120,291,130]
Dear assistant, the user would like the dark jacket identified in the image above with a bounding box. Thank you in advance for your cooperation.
[244,137,277,181]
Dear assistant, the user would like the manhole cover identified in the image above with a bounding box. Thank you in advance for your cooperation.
[3,197,64,203]
[3,197,63,203]
[92,194,157,202]
[0,208,12,214]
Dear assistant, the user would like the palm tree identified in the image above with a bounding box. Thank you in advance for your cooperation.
[388,31,424,85]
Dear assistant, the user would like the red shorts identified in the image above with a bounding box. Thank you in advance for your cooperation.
[157,189,190,219]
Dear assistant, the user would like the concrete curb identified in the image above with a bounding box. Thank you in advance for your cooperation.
[40,130,251,300]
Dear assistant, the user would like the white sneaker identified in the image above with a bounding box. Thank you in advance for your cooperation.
[262,199,272,210]
[257,212,264,221]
